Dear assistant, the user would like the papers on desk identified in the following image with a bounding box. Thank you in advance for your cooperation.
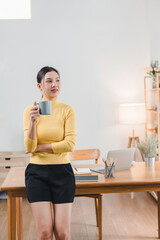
[73,168,91,175]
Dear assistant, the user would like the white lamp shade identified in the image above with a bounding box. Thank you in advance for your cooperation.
[119,103,145,125]
[0,0,31,19]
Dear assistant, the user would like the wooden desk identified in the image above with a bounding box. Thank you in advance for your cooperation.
[2,162,160,240]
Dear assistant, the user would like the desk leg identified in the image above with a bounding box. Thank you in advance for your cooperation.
[7,192,16,240]
[158,192,160,239]
[16,197,23,240]
[98,195,102,240]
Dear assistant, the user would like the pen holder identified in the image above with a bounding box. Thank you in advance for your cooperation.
[105,165,115,178]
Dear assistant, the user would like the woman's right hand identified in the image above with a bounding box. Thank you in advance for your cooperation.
[30,101,40,122]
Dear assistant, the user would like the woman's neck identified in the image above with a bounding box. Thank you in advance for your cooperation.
[42,96,57,101]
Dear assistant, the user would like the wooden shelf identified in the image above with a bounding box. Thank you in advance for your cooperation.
[145,128,157,133]
[144,68,160,72]
[146,109,157,112]
[144,89,160,92]
[144,72,160,161]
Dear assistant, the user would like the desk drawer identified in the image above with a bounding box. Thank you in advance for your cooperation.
[0,157,30,167]
[0,152,30,189]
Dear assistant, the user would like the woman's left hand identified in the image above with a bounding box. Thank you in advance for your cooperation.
[25,145,40,154]
[26,144,53,154]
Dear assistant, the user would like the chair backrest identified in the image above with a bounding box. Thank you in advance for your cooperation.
[69,148,101,164]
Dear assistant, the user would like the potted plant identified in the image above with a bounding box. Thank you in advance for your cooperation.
[146,60,160,88]
[137,134,158,166]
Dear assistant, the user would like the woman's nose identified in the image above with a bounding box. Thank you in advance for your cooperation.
[51,81,55,87]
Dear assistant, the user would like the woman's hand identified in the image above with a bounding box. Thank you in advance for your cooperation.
[34,144,53,153]
[25,144,40,154]
[27,101,40,142]
[30,101,40,123]
[26,144,53,154]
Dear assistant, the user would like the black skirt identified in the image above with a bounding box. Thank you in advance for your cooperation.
[25,163,75,204]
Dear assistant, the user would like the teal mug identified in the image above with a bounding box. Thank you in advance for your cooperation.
[38,101,52,115]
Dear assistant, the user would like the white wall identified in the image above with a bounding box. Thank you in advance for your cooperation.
[147,0,160,62]
[0,0,157,159]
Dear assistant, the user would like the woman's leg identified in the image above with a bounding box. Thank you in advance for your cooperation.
[53,203,72,240]
[31,201,53,240]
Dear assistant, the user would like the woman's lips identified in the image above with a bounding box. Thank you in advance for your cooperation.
[51,89,58,93]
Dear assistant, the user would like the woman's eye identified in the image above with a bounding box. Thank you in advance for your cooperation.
[56,79,60,82]
[46,80,52,83]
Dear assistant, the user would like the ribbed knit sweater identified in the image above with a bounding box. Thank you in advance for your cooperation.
[23,99,76,164]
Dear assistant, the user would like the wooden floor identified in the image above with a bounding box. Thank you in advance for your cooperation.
[0,192,158,240]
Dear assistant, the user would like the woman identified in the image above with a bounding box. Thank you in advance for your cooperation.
[23,66,76,240]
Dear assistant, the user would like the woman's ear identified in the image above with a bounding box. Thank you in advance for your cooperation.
[37,83,42,90]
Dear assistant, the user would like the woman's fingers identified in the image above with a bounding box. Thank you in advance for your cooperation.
[30,112,40,118]
[31,106,38,111]
[29,101,40,122]
[30,109,39,115]
[30,102,39,113]
[30,101,38,111]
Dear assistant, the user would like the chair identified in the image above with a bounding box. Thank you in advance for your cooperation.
[69,149,102,237]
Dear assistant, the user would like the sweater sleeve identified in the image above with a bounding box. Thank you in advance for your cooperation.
[51,106,77,153]
[23,107,37,153]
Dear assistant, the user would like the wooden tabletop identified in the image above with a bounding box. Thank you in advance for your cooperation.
[2,162,160,192]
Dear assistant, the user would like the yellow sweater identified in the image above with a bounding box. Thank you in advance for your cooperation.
[23,99,76,164]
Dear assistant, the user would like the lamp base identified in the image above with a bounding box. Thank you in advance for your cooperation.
[128,136,139,148]
[128,129,144,161]
[128,129,139,148]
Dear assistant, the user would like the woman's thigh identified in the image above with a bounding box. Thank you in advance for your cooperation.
[31,202,53,232]
[53,203,72,230]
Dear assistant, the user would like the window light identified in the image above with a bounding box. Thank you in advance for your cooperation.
[0,0,31,19]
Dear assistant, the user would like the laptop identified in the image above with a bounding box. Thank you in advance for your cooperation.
[107,148,135,171]
[90,148,135,173]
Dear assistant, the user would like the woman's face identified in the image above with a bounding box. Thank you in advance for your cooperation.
[37,71,61,100]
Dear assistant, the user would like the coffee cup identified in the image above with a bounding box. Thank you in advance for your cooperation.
[38,101,52,115]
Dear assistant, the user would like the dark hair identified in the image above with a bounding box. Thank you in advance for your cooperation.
[37,66,60,83]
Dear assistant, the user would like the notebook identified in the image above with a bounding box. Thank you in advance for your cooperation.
[73,168,91,175]
[75,175,98,181]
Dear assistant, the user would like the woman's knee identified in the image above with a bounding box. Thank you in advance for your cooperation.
[54,227,70,240]
[38,225,53,240]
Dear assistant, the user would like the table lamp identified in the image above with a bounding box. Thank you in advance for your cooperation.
[119,103,145,148]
